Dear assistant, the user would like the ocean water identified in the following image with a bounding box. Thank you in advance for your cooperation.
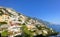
[48,25,60,32]
[48,24,60,37]
[49,34,60,37]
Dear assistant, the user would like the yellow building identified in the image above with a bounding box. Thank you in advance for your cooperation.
[0,14,9,22]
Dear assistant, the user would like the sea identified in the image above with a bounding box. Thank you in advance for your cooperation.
[48,24,60,37]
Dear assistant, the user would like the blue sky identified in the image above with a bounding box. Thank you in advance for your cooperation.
[0,0,60,24]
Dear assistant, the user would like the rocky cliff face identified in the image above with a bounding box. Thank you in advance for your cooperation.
[0,7,58,37]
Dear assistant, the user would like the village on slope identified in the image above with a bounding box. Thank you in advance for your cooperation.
[0,7,58,37]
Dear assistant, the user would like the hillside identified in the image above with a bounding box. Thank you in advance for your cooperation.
[0,7,58,37]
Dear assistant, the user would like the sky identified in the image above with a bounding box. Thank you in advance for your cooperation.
[0,0,60,24]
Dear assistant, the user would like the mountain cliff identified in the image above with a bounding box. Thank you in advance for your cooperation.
[0,7,58,37]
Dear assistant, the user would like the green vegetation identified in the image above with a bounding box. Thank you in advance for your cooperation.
[22,23,34,37]
[1,30,8,36]
[0,10,4,15]
[0,22,7,26]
